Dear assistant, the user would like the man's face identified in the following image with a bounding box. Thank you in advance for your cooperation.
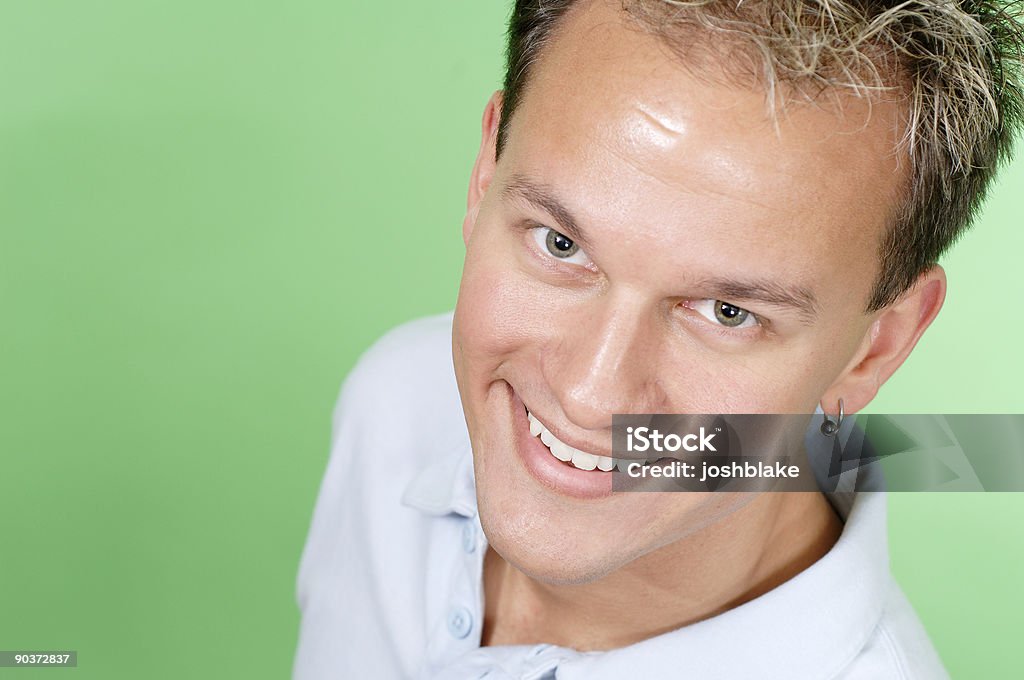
[452,0,906,584]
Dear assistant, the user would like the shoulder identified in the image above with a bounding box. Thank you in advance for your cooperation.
[301,310,462,552]
[821,492,949,679]
[347,311,454,379]
[294,313,465,677]
[875,580,949,679]
[321,310,467,479]
[836,578,949,680]
[335,311,456,415]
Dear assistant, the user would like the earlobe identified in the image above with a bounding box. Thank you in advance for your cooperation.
[463,90,504,246]
[822,265,947,413]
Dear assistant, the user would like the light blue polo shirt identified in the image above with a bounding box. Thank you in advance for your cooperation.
[292,312,949,679]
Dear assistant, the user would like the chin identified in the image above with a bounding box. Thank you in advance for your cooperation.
[474,471,648,586]
[479,507,628,586]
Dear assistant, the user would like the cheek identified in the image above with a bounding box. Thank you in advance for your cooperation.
[653,340,837,414]
[453,224,560,372]
[742,329,868,412]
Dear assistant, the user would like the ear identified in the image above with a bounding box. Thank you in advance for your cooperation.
[822,265,947,414]
[462,90,504,246]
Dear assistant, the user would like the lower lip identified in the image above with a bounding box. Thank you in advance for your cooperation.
[509,385,614,500]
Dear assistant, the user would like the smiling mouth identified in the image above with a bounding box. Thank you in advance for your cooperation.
[525,408,635,472]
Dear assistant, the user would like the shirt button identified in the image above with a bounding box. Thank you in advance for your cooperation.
[461,521,477,553]
[447,606,473,639]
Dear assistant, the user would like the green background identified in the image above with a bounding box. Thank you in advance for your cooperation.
[1,1,1020,677]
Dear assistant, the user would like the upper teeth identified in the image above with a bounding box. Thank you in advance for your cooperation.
[527,409,628,472]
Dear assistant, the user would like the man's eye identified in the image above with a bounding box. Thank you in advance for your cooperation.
[691,300,759,329]
[545,229,578,257]
[531,227,590,266]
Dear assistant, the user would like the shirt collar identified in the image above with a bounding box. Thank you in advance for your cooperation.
[400,424,476,518]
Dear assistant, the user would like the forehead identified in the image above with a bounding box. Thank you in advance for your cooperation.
[499,0,908,298]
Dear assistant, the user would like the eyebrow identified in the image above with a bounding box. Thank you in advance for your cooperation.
[695,277,820,323]
[502,174,819,323]
[502,174,592,251]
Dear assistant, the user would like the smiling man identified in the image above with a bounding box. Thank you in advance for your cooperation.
[293,1,1023,678]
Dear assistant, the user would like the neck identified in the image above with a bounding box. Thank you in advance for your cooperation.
[482,491,843,651]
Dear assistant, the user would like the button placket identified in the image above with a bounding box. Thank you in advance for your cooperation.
[461,520,477,553]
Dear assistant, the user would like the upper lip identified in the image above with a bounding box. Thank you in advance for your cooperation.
[523,404,614,458]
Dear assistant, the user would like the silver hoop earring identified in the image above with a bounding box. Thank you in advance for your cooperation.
[820,398,844,437]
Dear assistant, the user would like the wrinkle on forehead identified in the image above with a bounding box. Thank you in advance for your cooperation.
[630,103,688,149]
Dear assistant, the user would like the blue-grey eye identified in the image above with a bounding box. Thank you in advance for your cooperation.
[530,226,592,267]
[713,301,750,327]
[545,229,579,258]
[688,299,759,330]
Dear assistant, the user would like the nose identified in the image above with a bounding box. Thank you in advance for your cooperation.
[541,291,667,430]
